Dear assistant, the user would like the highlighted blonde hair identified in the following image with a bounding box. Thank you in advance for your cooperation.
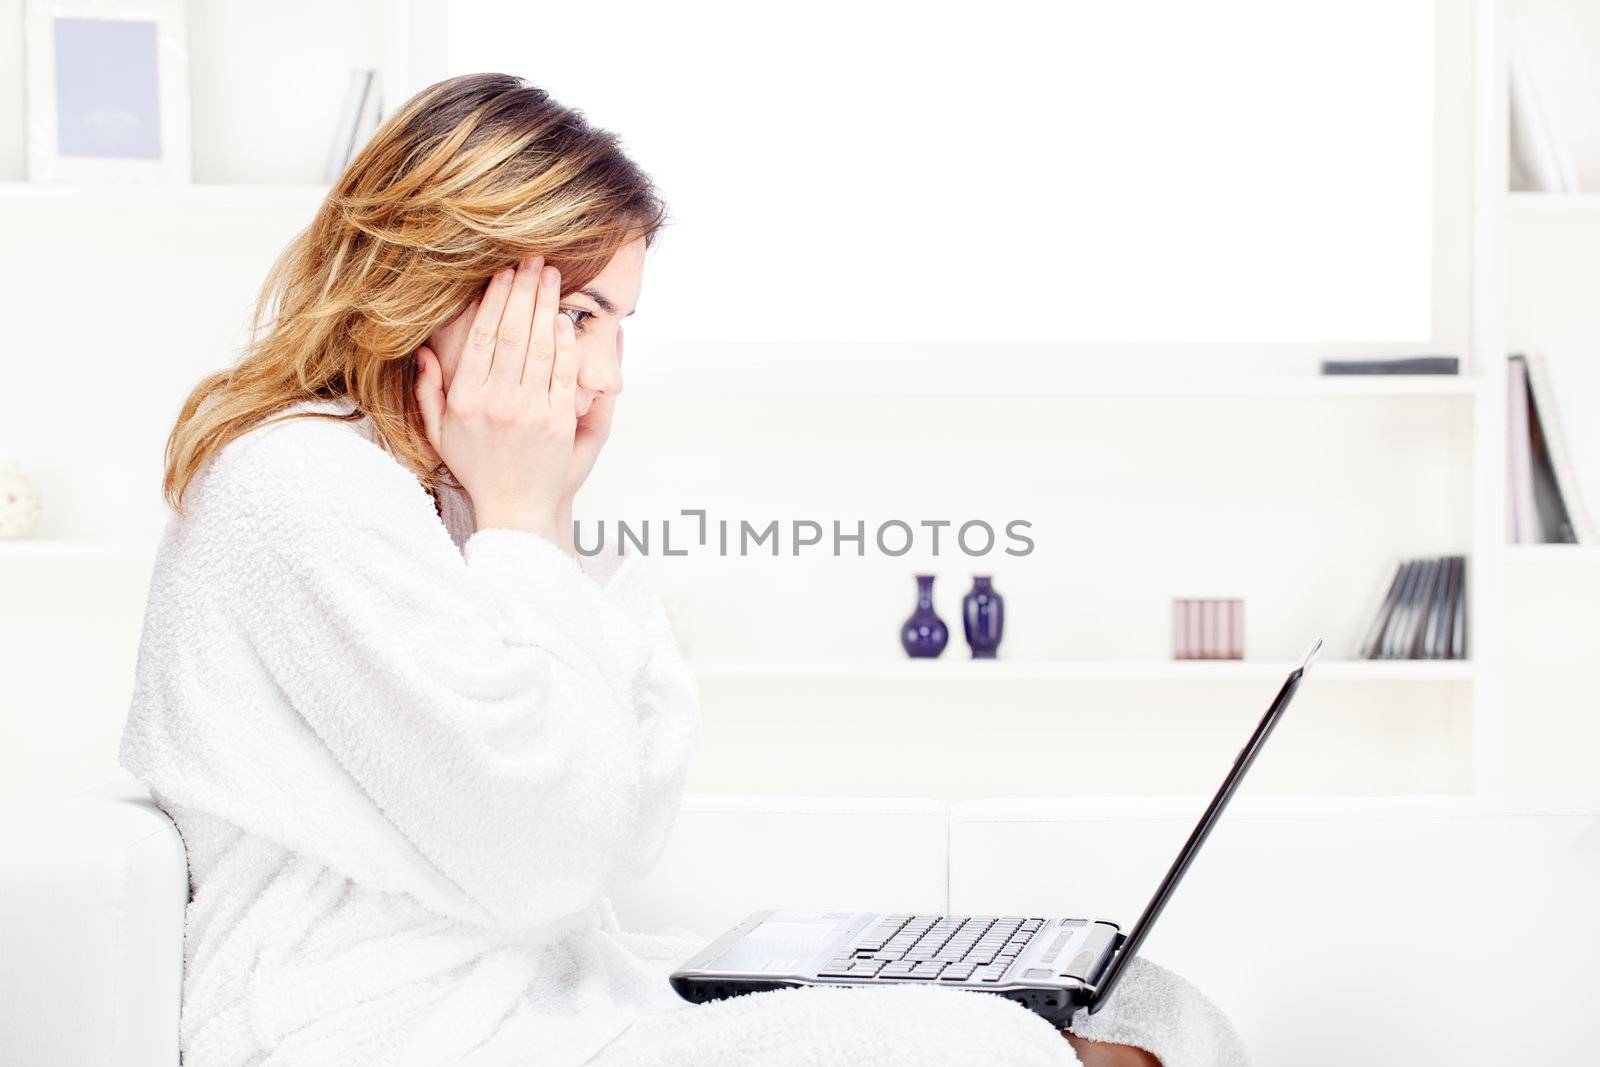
[163,72,668,512]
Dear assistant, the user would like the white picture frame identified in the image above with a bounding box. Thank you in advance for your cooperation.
[24,0,192,183]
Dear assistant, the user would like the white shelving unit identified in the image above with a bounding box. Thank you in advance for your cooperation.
[0,0,444,185]
[0,539,156,561]
[691,659,1476,684]
[1507,191,1600,216]
[1503,545,1600,564]
[0,182,329,209]
[623,364,1483,399]
[5,0,1589,802]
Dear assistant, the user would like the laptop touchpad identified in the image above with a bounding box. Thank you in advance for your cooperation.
[707,912,848,972]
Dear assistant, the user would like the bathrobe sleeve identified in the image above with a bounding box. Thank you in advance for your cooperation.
[196,415,700,930]
[578,554,703,882]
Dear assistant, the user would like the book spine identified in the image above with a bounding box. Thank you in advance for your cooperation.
[1507,356,1541,543]
[1523,350,1594,544]
[1381,561,1421,659]
[1361,562,1408,660]
[1403,559,1440,659]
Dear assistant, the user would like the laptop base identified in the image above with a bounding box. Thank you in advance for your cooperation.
[670,908,1122,1028]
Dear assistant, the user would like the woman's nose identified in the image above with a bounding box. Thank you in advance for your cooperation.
[580,359,623,398]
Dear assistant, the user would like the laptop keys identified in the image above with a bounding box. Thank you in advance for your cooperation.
[823,915,1045,983]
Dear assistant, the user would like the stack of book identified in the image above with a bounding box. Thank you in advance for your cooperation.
[1508,354,1592,544]
[1360,557,1467,660]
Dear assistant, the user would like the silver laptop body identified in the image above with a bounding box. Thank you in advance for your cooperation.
[669,640,1320,1026]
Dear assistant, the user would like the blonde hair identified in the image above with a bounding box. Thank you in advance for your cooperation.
[162,73,669,512]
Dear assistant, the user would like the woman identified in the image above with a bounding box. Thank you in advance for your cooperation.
[119,73,1244,1066]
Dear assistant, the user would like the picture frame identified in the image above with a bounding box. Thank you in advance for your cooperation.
[23,0,192,183]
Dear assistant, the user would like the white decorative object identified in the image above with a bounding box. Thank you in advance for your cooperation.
[24,0,192,184]
[0,460,43,539]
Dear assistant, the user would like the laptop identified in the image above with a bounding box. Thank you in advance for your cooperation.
[669,639,1321,1026]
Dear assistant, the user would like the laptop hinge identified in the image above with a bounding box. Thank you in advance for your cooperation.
[1084,931,1127,1013]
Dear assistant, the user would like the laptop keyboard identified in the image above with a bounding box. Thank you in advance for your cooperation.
[815,914,1046,983]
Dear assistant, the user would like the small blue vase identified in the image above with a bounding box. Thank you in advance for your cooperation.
[900,575,948,658]
[962,576,1004,658]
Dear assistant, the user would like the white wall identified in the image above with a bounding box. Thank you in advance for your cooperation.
[449,0,1449,348]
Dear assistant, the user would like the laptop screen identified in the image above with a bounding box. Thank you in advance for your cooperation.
[1088,639,1321,1012]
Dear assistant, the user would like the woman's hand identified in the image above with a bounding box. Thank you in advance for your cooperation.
[415,255,580,546]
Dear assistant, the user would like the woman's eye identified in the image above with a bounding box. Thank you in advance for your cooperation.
[561,307,593,332]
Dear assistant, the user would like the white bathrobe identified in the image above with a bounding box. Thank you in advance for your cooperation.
[119,394,1246,1067]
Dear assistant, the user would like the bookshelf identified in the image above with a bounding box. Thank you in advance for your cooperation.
[622,363,1483,400]
[0,182,329,208]
[1503,545,1600,564]
[1507,191,1600,216]
[0,0,1578,802]
[691,660,1476,684]
[0,539,155,561]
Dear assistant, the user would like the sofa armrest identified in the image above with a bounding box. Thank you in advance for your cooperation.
[0,781,187,1067]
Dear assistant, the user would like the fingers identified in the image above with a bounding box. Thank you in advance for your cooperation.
[414,346,445,452]
[459,269,515,390]
[548,311,579,421]
[525,264,562,391]
[488,255,542,391]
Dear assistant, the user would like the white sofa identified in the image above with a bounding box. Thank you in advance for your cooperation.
[3,785,1598,1066]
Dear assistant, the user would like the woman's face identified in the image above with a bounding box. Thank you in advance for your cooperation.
[428,234,645,420]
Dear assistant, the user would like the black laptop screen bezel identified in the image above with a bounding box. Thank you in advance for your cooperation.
[1086,639,1320,1013]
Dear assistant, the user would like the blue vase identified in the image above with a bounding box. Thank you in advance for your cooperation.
[962,576,1004,658]
[900,575,948,658]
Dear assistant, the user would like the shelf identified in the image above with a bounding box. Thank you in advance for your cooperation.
[1507,192,1600,218]
[0,538,157,560]
[1504,544,1600,564]
[0,182,330,209]
[691,659,1475,683]
[628,370,1481,400]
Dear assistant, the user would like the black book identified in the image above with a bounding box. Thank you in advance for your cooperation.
[1450,556,1468,660]
[1381,561,1424,659]
[1401,559,1442,659]
[1524,362,1579,543]
[1430,557,1460,660]
[1321,356,1460,376]
[1427,563,1452,662]
[1361,561,1411,660]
